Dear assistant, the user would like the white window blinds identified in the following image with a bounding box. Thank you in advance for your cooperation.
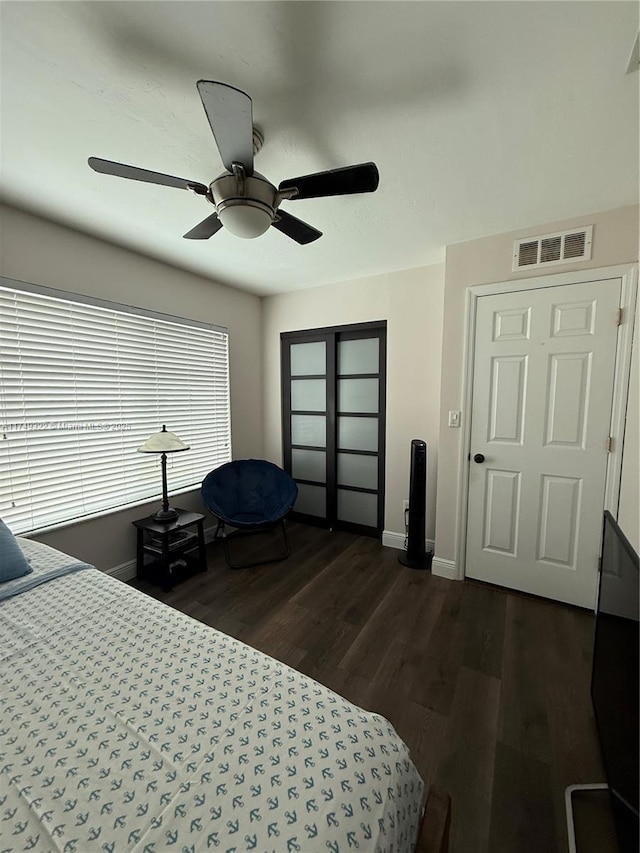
[0,279,231,534]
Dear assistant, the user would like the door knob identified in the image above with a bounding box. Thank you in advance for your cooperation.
[473,453,485,463]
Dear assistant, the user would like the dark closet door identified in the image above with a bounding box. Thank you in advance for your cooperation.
[281,321,386,538]
[282,332,332,525]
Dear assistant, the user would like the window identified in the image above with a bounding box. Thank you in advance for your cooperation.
[0,278,231,534]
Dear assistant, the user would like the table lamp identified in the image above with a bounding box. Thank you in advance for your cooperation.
[138,425,190,522]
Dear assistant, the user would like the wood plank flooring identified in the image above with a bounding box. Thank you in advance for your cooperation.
[130,523,604,853]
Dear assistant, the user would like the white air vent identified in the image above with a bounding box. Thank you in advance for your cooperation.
[513,226,592,271]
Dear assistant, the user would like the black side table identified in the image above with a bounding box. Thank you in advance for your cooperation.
[133,509,207,591]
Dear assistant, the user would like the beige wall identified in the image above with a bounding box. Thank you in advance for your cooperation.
[618,290,640,553]
[3,201,636,568]
[262,265,445,538]
[435,204,639,566]
[0,203,264,570]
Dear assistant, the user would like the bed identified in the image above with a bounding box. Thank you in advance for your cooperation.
[0,538,447,853]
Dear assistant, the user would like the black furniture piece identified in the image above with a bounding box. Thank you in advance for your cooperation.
[399,438,433,570]
[589,511,639,853]
[201,459,298,569]
[565,511,639,853]
[133,509,207,591]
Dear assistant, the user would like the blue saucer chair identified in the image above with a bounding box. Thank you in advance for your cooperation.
[201,459,298,568]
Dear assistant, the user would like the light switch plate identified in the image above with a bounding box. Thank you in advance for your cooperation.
[448,410,461,428]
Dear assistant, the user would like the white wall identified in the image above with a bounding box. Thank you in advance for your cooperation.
[262,265,445,539]
[435,204,639,568]
[3,201,636,569]
[0,203,264,570]
[618,290,639,553]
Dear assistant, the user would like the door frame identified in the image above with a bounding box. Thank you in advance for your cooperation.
[454,263,638,587]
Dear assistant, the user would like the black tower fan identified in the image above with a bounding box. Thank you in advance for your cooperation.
[398,439,433,570]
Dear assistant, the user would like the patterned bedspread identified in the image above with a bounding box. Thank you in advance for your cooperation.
[0,539,424,853]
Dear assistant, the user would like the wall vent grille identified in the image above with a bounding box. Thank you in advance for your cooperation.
[513,226,592,271]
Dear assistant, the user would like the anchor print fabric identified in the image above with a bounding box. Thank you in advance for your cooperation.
[0,538,92,601]
[1,540,424,852]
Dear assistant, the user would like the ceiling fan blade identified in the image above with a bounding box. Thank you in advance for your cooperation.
[183,213,223,240]
[197,80,254,176]
[272,209,322,244]
[88,157,208,194]
[279,162,379,200]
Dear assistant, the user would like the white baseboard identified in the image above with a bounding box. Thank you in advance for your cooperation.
[382,530,406,550]
[106,526,459,582]
[382,530,435,553]
[431,556,458,580]
[105,522,219,582]
[106,559,137,582]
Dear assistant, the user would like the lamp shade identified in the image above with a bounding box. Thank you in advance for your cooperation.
[217,204,273,239]
[138,425,190,454]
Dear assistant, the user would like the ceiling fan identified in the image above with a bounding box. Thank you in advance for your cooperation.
[89,80,379,245]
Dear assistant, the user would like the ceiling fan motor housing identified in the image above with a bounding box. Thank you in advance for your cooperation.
[210,171,277,238]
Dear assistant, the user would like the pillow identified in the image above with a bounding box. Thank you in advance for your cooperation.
[0,517,33,582]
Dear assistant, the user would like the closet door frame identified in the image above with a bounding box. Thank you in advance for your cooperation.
[281,329,333,529]
[281,320,387,538]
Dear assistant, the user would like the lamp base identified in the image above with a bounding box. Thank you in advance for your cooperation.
[153,507,179,523]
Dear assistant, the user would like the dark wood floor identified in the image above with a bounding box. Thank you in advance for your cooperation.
[130,522,606,853]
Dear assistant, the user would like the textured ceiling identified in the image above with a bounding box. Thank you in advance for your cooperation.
[1,1,638,295]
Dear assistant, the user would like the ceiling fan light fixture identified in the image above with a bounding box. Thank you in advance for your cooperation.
[89,81,379,245]
[211,171,277,238]
[217,201,274,238]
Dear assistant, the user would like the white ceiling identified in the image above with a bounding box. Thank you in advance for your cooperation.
[1,2,638,296]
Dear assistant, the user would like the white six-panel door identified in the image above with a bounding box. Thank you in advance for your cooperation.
[465,278,621,608]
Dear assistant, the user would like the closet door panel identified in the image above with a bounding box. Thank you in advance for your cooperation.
[337,489,378,527]
[292,448,327,483]
[337,453,378,491]
[295,483,327,517]
[338,338,379,374]
[338,378,379,413]
[291,341,326,375]
[291,414,326,447]
[291,379,326,412]
[337,416,379,452]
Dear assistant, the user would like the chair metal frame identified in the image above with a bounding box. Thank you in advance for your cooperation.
[211,516,292,569]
